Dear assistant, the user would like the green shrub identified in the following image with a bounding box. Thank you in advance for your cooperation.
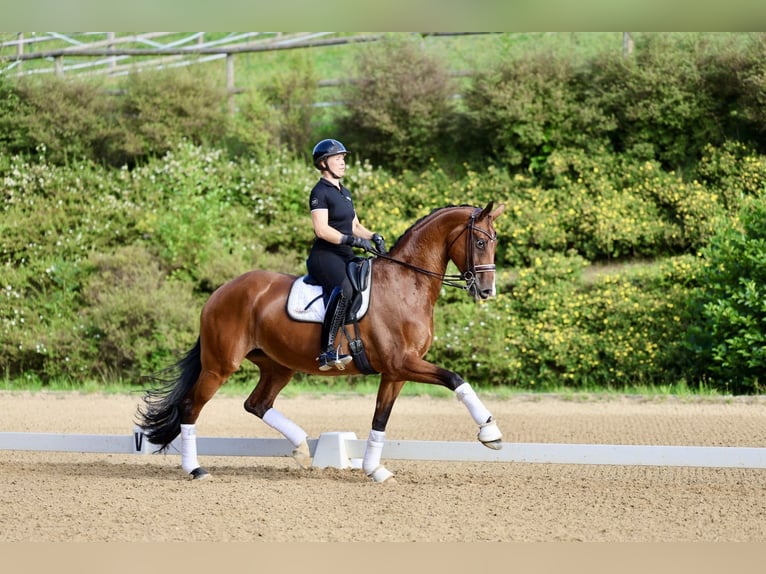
[686,195,766,393]
[0,256,87,380]
[584,34,721,171]
[75,246,199,380]
[431,254,698,390]
[1,77,119,165]
[0,77,31,153]
[0,72,235,168]
[463,48,616,171]
[694,141,766,210]
[113,69,229,167]
[0,155,142,266]
[715,33,766,146]
[338,35,457,171]
[224,88,279,160]
[2,130,764,392]
[539,147,728,260]
[260,55,319,157]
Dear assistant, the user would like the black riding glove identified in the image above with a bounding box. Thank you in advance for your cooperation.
[371,233,387,254]
[342,235,374,252]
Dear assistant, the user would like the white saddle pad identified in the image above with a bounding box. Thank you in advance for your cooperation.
[286,275,372,323]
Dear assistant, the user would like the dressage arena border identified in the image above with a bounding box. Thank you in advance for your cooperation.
[1,428,765,469]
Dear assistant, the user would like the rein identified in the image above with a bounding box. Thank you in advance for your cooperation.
[371,208,497,292]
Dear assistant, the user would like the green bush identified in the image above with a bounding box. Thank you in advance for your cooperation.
[463,48,615,171]
[338,35,457,171]
[0,256,86,381]
[431,254,698,389]
[112,69,229,167]
[3,33,766,177]
[583,34,721,171]
[224,88,279,160]
[0,72,235,168]
[0,77,119,166]
[694,141,766,210]
[0,145,311,382]
[0,155,140,266]
[76,246,199,379]
[1,132,764,393]
[260,55,319,157]
[686,195,766,393]
[710,34,766,146]
[0,77,31,153]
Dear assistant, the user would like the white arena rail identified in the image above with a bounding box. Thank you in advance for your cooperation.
[0,429,765,469]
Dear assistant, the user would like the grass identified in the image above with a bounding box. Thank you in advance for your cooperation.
[0,372,733,403]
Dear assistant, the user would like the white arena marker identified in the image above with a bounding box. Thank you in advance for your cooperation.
[374,440,766,469]
[312,432,362,469]
[1,430,764,470]
[0,432,137,454]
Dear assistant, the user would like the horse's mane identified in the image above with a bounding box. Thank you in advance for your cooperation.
[388,204,475,253]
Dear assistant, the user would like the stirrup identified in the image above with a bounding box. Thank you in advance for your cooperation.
[318,347,352,371]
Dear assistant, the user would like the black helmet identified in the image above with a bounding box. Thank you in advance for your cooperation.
[312,139,349,169]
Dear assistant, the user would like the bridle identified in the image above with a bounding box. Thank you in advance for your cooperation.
[371,208,498,293]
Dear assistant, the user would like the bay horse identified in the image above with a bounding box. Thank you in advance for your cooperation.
[137,202,506,482]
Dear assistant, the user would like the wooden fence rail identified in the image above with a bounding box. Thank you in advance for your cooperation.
[0,32,496,111]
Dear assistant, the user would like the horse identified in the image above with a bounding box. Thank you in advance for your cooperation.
[136,201,506,482]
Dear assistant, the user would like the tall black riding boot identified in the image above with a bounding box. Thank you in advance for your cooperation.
[318,288,352,371]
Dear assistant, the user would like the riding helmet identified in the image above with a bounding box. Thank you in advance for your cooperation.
[312,139,349,169]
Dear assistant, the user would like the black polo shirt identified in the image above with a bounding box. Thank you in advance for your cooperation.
[309,178,356,255]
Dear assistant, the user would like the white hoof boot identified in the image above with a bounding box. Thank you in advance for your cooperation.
[478,419,503,450]
[367,465,396,484]
[292,439,312,469]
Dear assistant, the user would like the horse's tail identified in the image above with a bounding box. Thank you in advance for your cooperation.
[135,337,202,451]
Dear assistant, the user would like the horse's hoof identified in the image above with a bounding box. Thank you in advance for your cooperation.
[367,465,395,483]
[189,467,211,480]
[478,419,503,446]
[292,440,312,469]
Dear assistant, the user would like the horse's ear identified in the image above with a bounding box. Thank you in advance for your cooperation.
[479,201,505,220]
[478,201,494,220]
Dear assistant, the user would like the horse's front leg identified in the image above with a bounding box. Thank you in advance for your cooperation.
[398,355,503,449]
[363,376,406,483]
[454,380,503,449]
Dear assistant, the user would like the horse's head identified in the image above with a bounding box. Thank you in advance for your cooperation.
[448,202,505,301]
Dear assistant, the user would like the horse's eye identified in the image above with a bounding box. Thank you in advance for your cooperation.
[476,239,486,249]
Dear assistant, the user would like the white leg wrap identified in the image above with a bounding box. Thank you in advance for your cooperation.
[262,408,308,448]
[362,429,386,476]
[454,382,492,426]
[180,424,200,474]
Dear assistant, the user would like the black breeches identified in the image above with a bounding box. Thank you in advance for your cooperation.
[307,250,353,303]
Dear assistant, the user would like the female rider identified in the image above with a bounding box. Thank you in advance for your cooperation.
[306,139,386,371]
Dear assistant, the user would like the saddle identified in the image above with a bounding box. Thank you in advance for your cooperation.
[286,257,372,324]
[285,257,377,375]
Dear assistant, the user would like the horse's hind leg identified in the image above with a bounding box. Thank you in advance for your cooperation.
[243,354,310,468]
[178,368,230,479]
